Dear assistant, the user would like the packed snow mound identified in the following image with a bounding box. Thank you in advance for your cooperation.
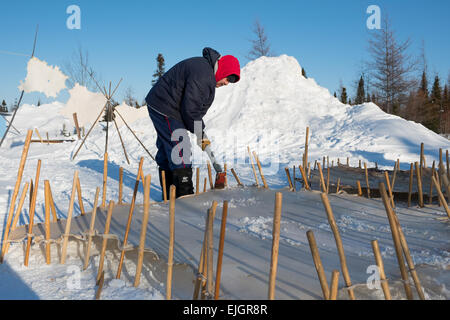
[205,55,450,167]
[18,57,68,98]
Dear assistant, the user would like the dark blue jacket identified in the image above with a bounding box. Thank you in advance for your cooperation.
[146,47,220,133]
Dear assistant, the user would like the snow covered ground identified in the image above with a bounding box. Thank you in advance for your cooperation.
[0,55,449,300]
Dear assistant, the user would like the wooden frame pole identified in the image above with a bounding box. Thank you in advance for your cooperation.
[429,161,435,205]
[76,176,85,215]
[1,130,33,263]
[253,151,268,189]
[166,185,176,300]
[44,181,51,264]
[328,270,340,300]
[317,163,326,193]
[116,158,144,278]
[379,182,414,300]
[371,240,391,300]
[248,146,260,187]
[102,152,108,207]
[60,170,79,265]
[268,192,282,300]
[306,230,330,299]
[408,163,414,207]
[320,193,355,300]
[134,175,151,287]
[214,201,228,300]
[11,182,30,232]
[391,159,399,190]
[356,181,363,197]
[207,161,214,190]
[196,167,200,195]
[420,143,424,176]
[73,113,81,140]
[304,127,309,170]
[414,162,424,208]
[83,187,100,270]
[326,167,330,194]
[384,171,395,208]
[96,201,115,284]
[118,167,123,205]
[203,177,207,193]
[24,160,41,267]
[364,162,371,198]
[299,165,310,190]
[230,168,243,186]
[285,167,294,191]
[162,170,168,203]
[432,176,450,218]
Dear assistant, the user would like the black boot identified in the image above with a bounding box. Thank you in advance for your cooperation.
[158,167,173,201]
[172,168,194,198]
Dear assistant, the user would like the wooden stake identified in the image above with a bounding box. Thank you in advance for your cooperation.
[356,181,363,197]
[429,161,435,205]
[293,166,296,191]
[320,193,355,300]
[203,177,207,193]
[326,167,330,194]
[327,156,329,168]
[317,163,326,193]
[60,170,79,265]
[253,151,268,189]
[384,171,395,209]
[408,163,414,207]
[34,128,43,143]
[299,165,310,190]
[414,162,424,208]
[166,185,176,300]
[347,157,349,166]
[95,271,105,300]
[83,187,100,270]
[46,132,49,146]
[118,167,123,205]
[47,182,58,222]
[162,170,168,203]
[364,162,371,198]
[224,163,228,187]
[116,158,144,279]
[371,240,391,300]
[391,214,426,300]
[230,168,243,186]
[11,182,30,232]
[378,182,414,300]
[207,161,214,190]
[329,270,340,300]
[102,152,108,207]
[201,202,218,299]
[336,178,341,194]
[214,201,228,300]
[447,150,449,180]
[206,201,215,298]
[285,167,294,191]
[248,146,260,187]
[306,230,330,300]
[44,181,51,265]
[196,167,200,195]
[76,176,86,215]
[391,159,399,190]
[24,160,41,267]
[432,176,450,218]
[134,175,151,287]
[304,127,309,170]
[96,201,115,284]
[420,143,424,176]
[359,160,362,169]
[268,192,282,300]
[73,113,81,139]
[1,130,33,263]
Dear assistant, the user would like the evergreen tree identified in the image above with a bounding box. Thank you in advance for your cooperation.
[419,71,429,98]
[152,53,166,86]
[247,19,273,59]
[348,98,352,105]
[431,75,442,103]
[355,76,365,105]
[37,99,41,107]
[302,68,307,78]
[340,87,348,104]
[333,92,337,98]
[366,93,371,103]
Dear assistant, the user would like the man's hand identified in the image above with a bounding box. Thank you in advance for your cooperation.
[199,138,211,151]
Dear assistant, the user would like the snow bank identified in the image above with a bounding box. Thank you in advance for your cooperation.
[18,57,68,98]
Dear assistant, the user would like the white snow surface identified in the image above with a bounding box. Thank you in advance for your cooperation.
[18,57,68,98]
[0,54,449,300]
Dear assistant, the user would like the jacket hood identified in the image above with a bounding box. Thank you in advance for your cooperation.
[202,47,221,69]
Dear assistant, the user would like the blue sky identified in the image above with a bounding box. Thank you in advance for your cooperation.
[1,0,449,135]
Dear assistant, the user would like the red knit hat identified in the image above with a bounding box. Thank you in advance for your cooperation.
[215,55,241,83]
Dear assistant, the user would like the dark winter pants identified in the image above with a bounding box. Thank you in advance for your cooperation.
[147,106,192,171]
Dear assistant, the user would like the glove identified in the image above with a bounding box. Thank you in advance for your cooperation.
[200,138,211,151]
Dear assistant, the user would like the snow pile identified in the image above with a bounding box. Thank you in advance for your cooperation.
[18,57,68,98]
[114,102,149,127]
